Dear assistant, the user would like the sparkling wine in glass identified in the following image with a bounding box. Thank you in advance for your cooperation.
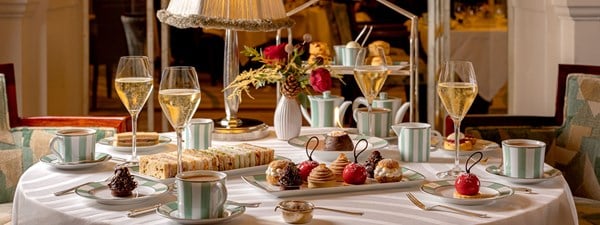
[353,47,390,136]
[115,56,154,163]
[436,60,478,179]
[158,66,202,175]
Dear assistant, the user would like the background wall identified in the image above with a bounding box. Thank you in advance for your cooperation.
[509,0,600,116]
[0,0,86,119]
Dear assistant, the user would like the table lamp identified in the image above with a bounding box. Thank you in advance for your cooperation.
[157,0,300,141]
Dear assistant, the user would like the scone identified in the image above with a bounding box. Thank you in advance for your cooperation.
[266,160,291,186]
[443,132,476,151]
[307,164,336,188]
[324,131,354,151]
[308,41,332,65]
[374,159,403,183]
[368,40,391,56]
[370,56,393,66]
[329,153,351,182]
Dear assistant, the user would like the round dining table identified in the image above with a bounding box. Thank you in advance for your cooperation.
[12,127,577,225]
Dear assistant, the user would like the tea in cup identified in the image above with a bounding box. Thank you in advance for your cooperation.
[501,139,546,178]
[176,170,228,219]
[391,123,442,162]
[49,128,97,162]
[184,118,214,149]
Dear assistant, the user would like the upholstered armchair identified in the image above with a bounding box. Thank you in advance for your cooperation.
[0,63,128,223]
[455,64,600,224]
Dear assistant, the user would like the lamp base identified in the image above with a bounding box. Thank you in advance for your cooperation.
[212,118,270,141]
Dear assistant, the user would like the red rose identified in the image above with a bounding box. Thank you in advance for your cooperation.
[310,68,332,93]
[263,43,288,64]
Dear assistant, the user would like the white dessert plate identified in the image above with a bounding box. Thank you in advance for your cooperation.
[242,167,425,198]
[420,180,514,205]
[437,139,500,156]
[485,164,562,184]
[288,134,388,162]
[75,179,169,205]
[157,202,245,225]
[40,153,112,170]
[97,135,172,152]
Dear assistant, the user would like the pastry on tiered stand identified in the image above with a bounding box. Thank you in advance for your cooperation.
[330,153,351,182]
[368,40,392,66]
[374,159,403,183]
[108,165,137,197]
[307,164,336,188]
[308,41,332,65]
[324,131,354,151]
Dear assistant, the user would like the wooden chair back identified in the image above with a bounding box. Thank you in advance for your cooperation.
[0,63,129,132]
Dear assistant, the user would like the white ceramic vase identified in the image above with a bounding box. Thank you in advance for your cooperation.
[274,96,302,140]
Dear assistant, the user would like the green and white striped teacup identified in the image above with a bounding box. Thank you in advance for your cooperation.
[184,118,214,150]
[392,123,442,162]
[354,107,391,138]
[176,170,228,220]
[49,128,96,162]
[502,139,546,179]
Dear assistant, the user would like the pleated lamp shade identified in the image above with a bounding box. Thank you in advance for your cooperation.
[157,0,295,32]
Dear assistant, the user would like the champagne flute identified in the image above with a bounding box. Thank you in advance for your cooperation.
[158,66,202,175]
[353,47,390,136]
[115,56,154,163]
[436,61,478,178]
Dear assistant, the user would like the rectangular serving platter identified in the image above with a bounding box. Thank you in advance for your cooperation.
[241,167,425,198]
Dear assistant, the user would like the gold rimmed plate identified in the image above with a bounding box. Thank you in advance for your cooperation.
[98,135,172,152]
[420,180,514,205]
[437,139,500,156]
[485,164,562,184]
[157,202,245,224]
[40,153,112,170]
[75,179,169,205]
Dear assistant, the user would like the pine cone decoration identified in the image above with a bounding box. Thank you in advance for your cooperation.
[281,75,301,98]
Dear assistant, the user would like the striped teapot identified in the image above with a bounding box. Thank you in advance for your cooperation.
[300,91,351,128]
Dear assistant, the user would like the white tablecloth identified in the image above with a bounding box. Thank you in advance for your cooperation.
[13,128,577,225]
[450,27,508,102]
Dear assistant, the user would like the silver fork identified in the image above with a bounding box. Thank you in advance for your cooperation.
[54,176,111,196]
[406,193,489,218]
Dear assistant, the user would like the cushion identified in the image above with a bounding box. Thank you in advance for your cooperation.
[0,127,115,203]
[546,74,600,200]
